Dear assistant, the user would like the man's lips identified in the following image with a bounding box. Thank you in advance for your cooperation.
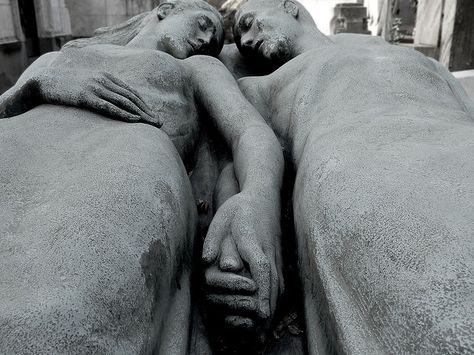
[187,40,199,53]
[254,39,264,52]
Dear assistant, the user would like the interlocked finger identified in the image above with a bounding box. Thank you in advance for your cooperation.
[202,212,228,264]
[94,97,141,123]
[219,235,244,272]
[103,79,157,123]
[96,88,149,121]
[237,237,272,320]
[205,268,257,294]
[205,294,258,313]
[224,315,255,330]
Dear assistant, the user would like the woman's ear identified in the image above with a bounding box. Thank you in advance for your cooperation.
[157,2,175,20]
[283,0,299,18]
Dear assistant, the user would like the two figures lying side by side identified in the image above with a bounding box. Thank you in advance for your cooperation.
[0,1,283,353]
[1,0,473,354]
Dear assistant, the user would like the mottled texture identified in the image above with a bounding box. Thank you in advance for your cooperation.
[256,38,474,354]
[0,106,196,354]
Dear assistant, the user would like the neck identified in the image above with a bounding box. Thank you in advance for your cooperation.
[127,19,164,50]
[293,25,333,57]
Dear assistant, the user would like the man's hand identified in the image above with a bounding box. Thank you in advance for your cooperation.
[202,192,283,327]
[34,67,161,126]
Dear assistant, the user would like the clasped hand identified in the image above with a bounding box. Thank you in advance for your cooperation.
[202,191,283,331]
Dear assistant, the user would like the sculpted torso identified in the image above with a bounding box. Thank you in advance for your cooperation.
[236,32,474,353]
[0,2,286,353]
[0,44,201,353]
[52,45,199,159]
[240,35,472,163]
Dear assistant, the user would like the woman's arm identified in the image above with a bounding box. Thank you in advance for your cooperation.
[0,52,59,118]
[0,51,157,124]
[186,55,284,323]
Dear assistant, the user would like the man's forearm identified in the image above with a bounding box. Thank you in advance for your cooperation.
[232,122,284,202]
[187,56,284,198]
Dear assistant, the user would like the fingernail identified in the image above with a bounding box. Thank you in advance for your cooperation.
[238,299,252,309]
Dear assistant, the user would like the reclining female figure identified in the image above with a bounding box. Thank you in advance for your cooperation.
[0,1,283,353]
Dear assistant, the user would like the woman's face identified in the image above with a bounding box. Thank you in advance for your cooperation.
[141,5,223,59]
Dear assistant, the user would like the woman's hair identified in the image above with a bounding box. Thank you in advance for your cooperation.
[63,0,224,51]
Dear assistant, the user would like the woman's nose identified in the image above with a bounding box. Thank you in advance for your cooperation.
[219,237,244,273]
[241,33,254,47]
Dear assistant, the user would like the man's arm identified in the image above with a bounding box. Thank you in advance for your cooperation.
[428,58,474,120]
[187,55,283,202]
[185,55,284,322]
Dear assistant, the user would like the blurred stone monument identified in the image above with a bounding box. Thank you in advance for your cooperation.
[0,0,72,94]
[330,2,371,35]
[219,0,246,42]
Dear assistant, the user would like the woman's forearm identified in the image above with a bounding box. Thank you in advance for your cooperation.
[0,52,60,118]
[0,79,40,118]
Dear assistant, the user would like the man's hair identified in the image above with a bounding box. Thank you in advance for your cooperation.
[63,0,224,51]
[236,0,315,25]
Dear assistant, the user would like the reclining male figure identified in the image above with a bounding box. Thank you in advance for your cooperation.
[206,0,474,353]
[0,1,284,353]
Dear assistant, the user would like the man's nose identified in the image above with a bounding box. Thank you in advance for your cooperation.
[241,33,254,48]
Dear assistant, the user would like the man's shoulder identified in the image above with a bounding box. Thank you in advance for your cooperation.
[184,54,226,71]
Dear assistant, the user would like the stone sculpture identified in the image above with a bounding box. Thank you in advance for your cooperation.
[2,0,474,354]
[212,0,474,353]
[0,1,284,353]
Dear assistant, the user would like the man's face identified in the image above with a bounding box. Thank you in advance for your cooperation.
[234,1,299,65]
[155,6,223,59]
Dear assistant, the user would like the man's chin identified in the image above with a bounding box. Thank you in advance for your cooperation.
[254,50,289,70]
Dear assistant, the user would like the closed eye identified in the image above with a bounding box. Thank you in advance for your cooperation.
[198,15,213,32]
[239,15,254,32]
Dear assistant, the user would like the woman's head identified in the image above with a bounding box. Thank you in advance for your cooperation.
[64,0,224,58]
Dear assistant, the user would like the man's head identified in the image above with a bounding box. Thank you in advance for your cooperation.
[233,0,316,65]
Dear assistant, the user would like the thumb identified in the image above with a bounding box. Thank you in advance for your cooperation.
[202,210,229,264]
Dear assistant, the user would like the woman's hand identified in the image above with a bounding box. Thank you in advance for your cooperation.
[202,191,283,327]
[34,67,161,126]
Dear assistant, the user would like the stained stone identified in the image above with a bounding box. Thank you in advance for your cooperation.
[331,3,371,35]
